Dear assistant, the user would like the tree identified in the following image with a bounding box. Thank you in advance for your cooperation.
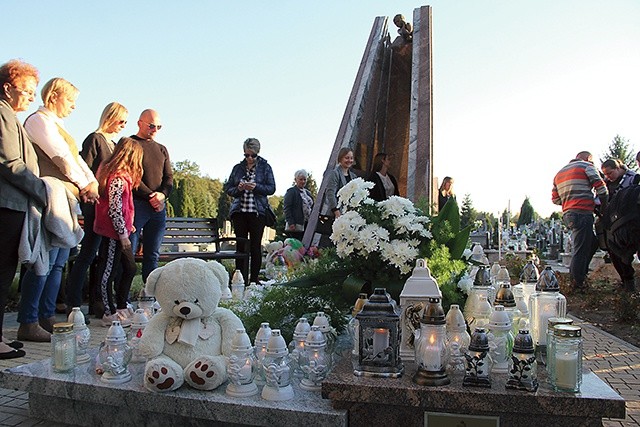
[217,180,232,224]
[460,193,477,230]
[516,197,536,227]
[306,173,319,200]
[168,160,223,218]
[600,135,637,170]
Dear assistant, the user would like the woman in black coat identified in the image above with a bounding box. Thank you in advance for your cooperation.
[283,169,314,240]
[367,153,399,202]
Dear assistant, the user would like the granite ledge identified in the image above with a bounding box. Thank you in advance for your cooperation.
[322,359,625,420]
[0,352,346,427]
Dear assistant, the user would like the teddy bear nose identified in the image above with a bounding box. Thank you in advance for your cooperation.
[180,307,191,316]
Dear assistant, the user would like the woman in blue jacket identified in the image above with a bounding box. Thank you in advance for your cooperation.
[224,138,275,284]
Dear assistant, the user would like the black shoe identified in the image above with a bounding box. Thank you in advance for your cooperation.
[0,348,26,359]
[6,340,23,350]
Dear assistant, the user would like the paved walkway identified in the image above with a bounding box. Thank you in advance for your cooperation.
[0,307,637,426]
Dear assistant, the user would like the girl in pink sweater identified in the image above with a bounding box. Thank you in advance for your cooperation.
[93,137,143,327]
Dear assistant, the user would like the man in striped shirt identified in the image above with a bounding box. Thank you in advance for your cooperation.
[552,151,608,291]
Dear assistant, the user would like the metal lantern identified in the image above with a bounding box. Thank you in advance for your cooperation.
[354,288,404,378]
[506,328,538,392]
[261,330,293,401]
[68,307,91,364]
[288,318,311,378]
[487,305,514,373]
[347,293,368,358]
[299,326,332,391]
[413,297,450,386]
[127,309,149,363]
[98,320,132,384]
[399,259,441,362]
[253,322,272,385]
[529,267,566,364]
[445,304,470,372]
[226,328,259,397]
[463,328,492,388]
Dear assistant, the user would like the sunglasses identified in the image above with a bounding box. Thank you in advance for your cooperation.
[244,153,258,158]
[118,120,127,125]
[141,120,162,131]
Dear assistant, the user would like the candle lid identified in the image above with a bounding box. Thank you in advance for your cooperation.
[520,260,540,283]
[305,326,326,347]
[473,266,492,287]
[293,318,311,338]
[468,328,489,351]
[254,322,272,345]
[231,328,253,351]
[537,267,559,292]
[352,294,368,316]
[266,330,288,356]
[553,324,581,338]
[420,297,446,325]
[494,284,516,307]
[139,295,156,303]
[513,329,534,353]
[53,322,74,333]
[547,317,573,329]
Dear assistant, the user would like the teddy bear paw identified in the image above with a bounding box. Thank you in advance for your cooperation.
[144,363,182,392]
[185,356,225,390]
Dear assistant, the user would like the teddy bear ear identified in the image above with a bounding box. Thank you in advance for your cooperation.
[145,264,165,297]
[205,261,230,293]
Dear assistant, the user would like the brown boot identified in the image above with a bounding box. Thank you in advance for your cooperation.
[38,316,57,334]
[17,323,51,342]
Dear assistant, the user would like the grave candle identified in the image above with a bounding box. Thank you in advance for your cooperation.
[373,328,389,355]
[554,353,578,390]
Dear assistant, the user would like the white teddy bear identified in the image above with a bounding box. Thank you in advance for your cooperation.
[138,258,243,392]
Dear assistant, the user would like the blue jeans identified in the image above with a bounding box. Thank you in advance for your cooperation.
[18,247,71,323]
[130,200,166,282]
[65,203,102,307]
[563,211,598,286]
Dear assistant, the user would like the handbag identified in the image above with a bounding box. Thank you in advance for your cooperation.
[315,214,335,235]
[265,205,277,227]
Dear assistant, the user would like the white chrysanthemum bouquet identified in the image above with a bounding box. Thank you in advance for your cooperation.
[330,178,433,280]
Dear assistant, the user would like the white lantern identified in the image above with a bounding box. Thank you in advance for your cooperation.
[445,304,470,372]
[226,328,259,397]
[127,309,149,363]
[253,322,271,385]
[399,259,441,362]
[299,326,332,391]
[261,330,293,401]
[68,307,90,364]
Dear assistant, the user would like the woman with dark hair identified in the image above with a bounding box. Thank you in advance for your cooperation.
[438,176,455,211]
[224,138,276,283]
[367,152,399,202]
[323,147,356,218]
[0,59,47,357]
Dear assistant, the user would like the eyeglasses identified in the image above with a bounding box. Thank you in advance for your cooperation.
[118,120,127,125]
[10,84,36,98]
[244,153,258,158]
[141,120,162,131]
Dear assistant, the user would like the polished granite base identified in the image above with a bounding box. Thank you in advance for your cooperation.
[0,349,346,427]
[322,359,625,427]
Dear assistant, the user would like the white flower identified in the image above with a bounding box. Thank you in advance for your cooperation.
[337,178,374,210]
[457,273,473,295]
[378,196,416,219]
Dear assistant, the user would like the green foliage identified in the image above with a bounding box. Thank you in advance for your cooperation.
[517,197,536,227]
[221,282,350,343]
[306,173,319,200]
[600,135,637,171]
[169,160,222,218]
[460,193,477,230]
[431,197,471,260]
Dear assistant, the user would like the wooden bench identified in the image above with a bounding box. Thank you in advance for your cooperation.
[134,217,250,282]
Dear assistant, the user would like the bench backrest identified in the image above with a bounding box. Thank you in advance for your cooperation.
[162,217,219,246]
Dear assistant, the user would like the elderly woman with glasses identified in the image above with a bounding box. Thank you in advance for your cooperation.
[224,138,276,284]
[65,102,128,318]
[0,59,47,358]
[18,77,95,342]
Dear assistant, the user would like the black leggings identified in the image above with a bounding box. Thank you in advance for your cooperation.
[0,208,25,336]
[95,237,136,316]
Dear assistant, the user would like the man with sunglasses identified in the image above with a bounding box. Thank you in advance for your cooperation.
[130,109,173,283]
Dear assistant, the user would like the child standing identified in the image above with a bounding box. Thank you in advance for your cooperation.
[93,137,143,327]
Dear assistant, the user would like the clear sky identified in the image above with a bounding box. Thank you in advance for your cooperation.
[4,1,639,218]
